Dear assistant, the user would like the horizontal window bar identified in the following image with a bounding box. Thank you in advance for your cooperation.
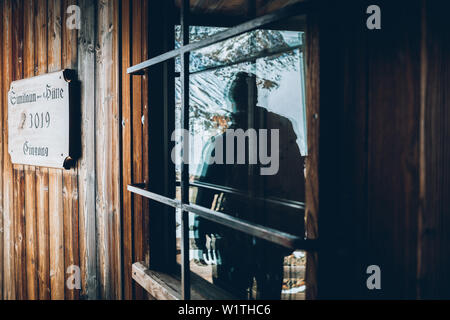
[128,183,315,250]
[186,180,305,211]
[128,50,181,75]
[184,203,300,249]
[189,44,304,76]
[175,46,303,77]
[127,1,311,75]
[128,184,181,208]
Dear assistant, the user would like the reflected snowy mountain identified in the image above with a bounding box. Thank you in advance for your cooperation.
[175,26,307,176]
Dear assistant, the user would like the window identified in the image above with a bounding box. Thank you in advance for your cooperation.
[128,0,313,300]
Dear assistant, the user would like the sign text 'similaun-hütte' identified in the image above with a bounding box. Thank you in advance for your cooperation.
[8,70,74,169]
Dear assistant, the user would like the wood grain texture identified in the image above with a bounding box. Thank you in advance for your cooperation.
[96,0,122,299]
[131,0,144,300]
[0,0,449,301]
[0,0,4,302]
[23,0,38,300]
[120,0,134,300]
[62,0,80,301]
[12,0,26,300]
[0,0,124,300]
[365,0,421,299]
[49,169,64,300]
[110,0,122,300]
[77,0,98,300]
[132,262,180,300]
[132,262,236,300]
[311,0,422,299]
[417,0,450,299]
[35,0,51,301]
[48,0,65,300]
[141,0,151,273]
[304,10,319,300]
[2,0,16,300]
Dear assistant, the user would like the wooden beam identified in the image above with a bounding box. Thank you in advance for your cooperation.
[120,0,134,300]
[2,0,16,300]
[131,0,144,300]
[77,0,98,300]
[132,262,236,300]
[23,0,38,300]
[96,0,122,299]
[48,0,65,300]
[418,0,450,299]
[35,0,51,301]
[304,4,321,300]
[12,0,27,300]
[62,0,80,301]
[132,263,180,300]
[0,0,4,302]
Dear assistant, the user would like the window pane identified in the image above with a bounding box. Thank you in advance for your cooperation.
[174,19,307,299]
[174,15,306,74]
[175,195,306,299]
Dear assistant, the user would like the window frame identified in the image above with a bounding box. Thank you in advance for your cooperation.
[128,0,316,300]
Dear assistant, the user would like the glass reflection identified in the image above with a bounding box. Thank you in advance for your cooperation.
[175,25,306,300]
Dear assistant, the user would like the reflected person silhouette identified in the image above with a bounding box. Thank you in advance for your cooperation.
[193,72,305,299]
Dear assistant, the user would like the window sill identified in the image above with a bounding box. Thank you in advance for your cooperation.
[132,262,237,300]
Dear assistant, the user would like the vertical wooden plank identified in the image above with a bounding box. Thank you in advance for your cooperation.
[304,10,320,300]
[96,0,121,299]
[365,0,421,298]
[120,0,134,300]
[35,0,51,301]
[141,0,151,298]
[0,0,4,301]
[48,0,65,300]
[12,0,27,300]
[77,0,98,300]
[62,169,75,300]
[13,168,26,299]
[417,0,427,300]
[335,2,370,298]
[36,167,50,300]
[111,0,122,300]
[96,0,109,299]
[62,0,80,301]
[131,0,144,300]
[23,0,38,300]
[418,0,450,299]
[2,0,16,300]
[48,169,64,300]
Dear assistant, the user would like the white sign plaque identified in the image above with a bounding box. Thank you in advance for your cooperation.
[8,70,73,169]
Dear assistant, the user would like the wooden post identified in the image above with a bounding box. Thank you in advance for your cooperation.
[35,0,51,301]
[2,0,16,300]
[120,0,134,300]
[77,0,98,300]
[23,0,38,300]
[131,0,144,300]
[48,0,65,300]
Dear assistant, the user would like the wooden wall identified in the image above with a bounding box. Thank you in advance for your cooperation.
[1,0,449,300]
[120,0,151,300]
[418,0,450,299]
[0,0,125,300]
[309,0,450,299]
[0,0,158,301]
